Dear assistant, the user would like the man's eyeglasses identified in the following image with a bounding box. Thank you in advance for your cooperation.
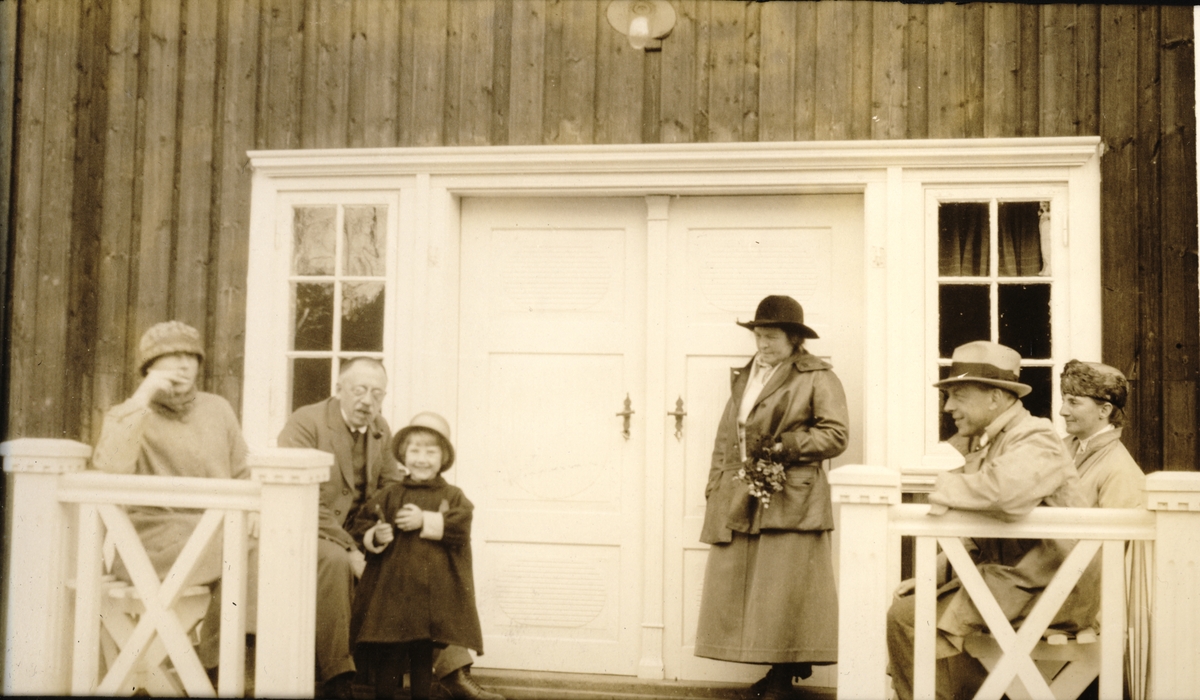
[348,385,387,401]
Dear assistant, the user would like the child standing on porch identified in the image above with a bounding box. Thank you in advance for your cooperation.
[349,412,484,700]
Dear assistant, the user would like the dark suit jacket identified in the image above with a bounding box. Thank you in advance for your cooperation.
[277,397,401,549]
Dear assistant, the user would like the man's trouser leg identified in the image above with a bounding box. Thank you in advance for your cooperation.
[887,590,988,700]
[316,538,357,681]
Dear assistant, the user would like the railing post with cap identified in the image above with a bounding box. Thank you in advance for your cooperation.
[1145,470,1200,699]
[829,464,901,700]
[250,447,332,698]
[1,438,93,695]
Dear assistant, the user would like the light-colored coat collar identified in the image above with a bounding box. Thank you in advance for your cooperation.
[731,350,831,410]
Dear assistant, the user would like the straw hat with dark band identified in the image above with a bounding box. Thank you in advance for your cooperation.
[933,340,1032,398]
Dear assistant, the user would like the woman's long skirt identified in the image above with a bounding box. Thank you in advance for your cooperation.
[694,530,838,664]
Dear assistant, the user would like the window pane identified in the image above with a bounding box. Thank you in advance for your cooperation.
[344,205,387,277]
[939,202,989,276]
[341,282,385,352]
[998,201,1047,277]
[293,206,336,275]
[291,357,332,413]
[1020,366,1053,420]
[939,284,990,358]
[998,284,1051,359]
[293,282,334,351]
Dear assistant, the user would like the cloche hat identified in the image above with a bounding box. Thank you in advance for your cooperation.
[932,340,1032,398]
[736,295,819,339]
[392,411,456,472]
[137,321,205,376]
[1060,360,1127,409]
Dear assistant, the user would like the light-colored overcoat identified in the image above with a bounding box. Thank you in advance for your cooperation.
[1065,427,1144,508]
[929,402,1092,643]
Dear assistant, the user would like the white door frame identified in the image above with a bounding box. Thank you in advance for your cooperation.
[243,138,1103,679]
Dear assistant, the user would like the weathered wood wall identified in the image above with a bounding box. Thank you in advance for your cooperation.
[3,0,1196,471]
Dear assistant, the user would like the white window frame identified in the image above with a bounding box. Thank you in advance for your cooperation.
[243,139,1102,471]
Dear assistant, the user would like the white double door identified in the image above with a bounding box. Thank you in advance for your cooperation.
[457,194,863,680]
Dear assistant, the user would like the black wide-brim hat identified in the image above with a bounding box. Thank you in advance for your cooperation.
[736,295,819,339]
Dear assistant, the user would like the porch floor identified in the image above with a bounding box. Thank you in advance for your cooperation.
[449,669,835,700]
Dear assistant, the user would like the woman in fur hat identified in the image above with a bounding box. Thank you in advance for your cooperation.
[694,295,848,700]
[1059,360,1144,507]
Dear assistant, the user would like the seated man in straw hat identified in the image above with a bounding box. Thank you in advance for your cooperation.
[885,341,1090,700]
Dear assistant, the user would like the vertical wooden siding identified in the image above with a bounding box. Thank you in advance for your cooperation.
[4,0,1197,472]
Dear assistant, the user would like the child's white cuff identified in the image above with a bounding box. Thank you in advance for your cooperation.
[419,511,444,540]
[363,530,387,553]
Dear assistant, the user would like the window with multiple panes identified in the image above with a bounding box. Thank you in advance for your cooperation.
[935,197,1058,440]
[289,203,389,412]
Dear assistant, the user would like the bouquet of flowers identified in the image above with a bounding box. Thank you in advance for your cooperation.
[733,438,787,508]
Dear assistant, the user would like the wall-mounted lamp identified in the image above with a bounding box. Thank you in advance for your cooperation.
[606,0,676,52]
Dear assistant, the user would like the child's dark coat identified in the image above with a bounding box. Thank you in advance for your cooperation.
[349,475,484,653]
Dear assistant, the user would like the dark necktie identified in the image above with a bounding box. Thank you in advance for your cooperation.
[352,430,367,492]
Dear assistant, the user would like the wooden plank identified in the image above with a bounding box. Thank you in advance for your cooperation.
[1041,5,1078,136]
[347,0,401,148]
[66,0,110,440]
[8,0,51,437]
[443,0,464,145]
[1097,4,1141,462]
[450,0,495,146]
[396,0,416,145]
[1018,4,1039,136]
[659,0,696,143]
[742,0,760,142]
[135,0,181,341]
[490,0,512,144]
[961,3,984,137]
[92,0,141,437]
[926,4,965,138]
[849,0,873,140]
[905,3,928,139]
[258,0,302,149]
[34,0,82,437]
[411,0,448,145]
[595,0,642,144]
[790,1,817,141]
[814,1,853,140]
[175,0,218,335]
[758,0,795,142]
[1076,5,1100,136]
[983,3,1019,138]
[704,0,743,142]
[210,0,261,412]
[307,0,351,148]
[508,0,545,145]
[1135,5,1163,470]
[0,0,16,436]
[1157,7,1198,470]
[871,1,908,140]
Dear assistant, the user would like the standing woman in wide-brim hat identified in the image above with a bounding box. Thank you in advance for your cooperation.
[694,295,849,700]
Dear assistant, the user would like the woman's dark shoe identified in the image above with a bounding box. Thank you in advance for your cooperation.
[435,667,505,700]
[321,671,357,699]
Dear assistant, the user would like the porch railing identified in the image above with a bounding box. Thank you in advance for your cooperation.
[1,437,333,697]
[831,464,1200,700]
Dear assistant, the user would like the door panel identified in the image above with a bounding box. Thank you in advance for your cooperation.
[459,197,646,675]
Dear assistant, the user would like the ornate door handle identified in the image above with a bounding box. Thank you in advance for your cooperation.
[667,396,687,440]
[616,394,635,440]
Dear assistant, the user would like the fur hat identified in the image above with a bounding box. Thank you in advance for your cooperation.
[736,295,819,339]
[1060,359,1127,409]
[137,321,205,375]
[932,340,1032,398]
[392,411,456,472]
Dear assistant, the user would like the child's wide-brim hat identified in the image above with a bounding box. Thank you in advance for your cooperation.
[392,411,456,471]
[735,295,819,339]
[933,340,1032,398]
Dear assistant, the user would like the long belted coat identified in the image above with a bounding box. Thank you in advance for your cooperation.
[700,351,849,544]
[694,350,849,665]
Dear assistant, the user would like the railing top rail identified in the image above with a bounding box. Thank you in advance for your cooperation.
[889,503,1156,541]
[57,472,262,511]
